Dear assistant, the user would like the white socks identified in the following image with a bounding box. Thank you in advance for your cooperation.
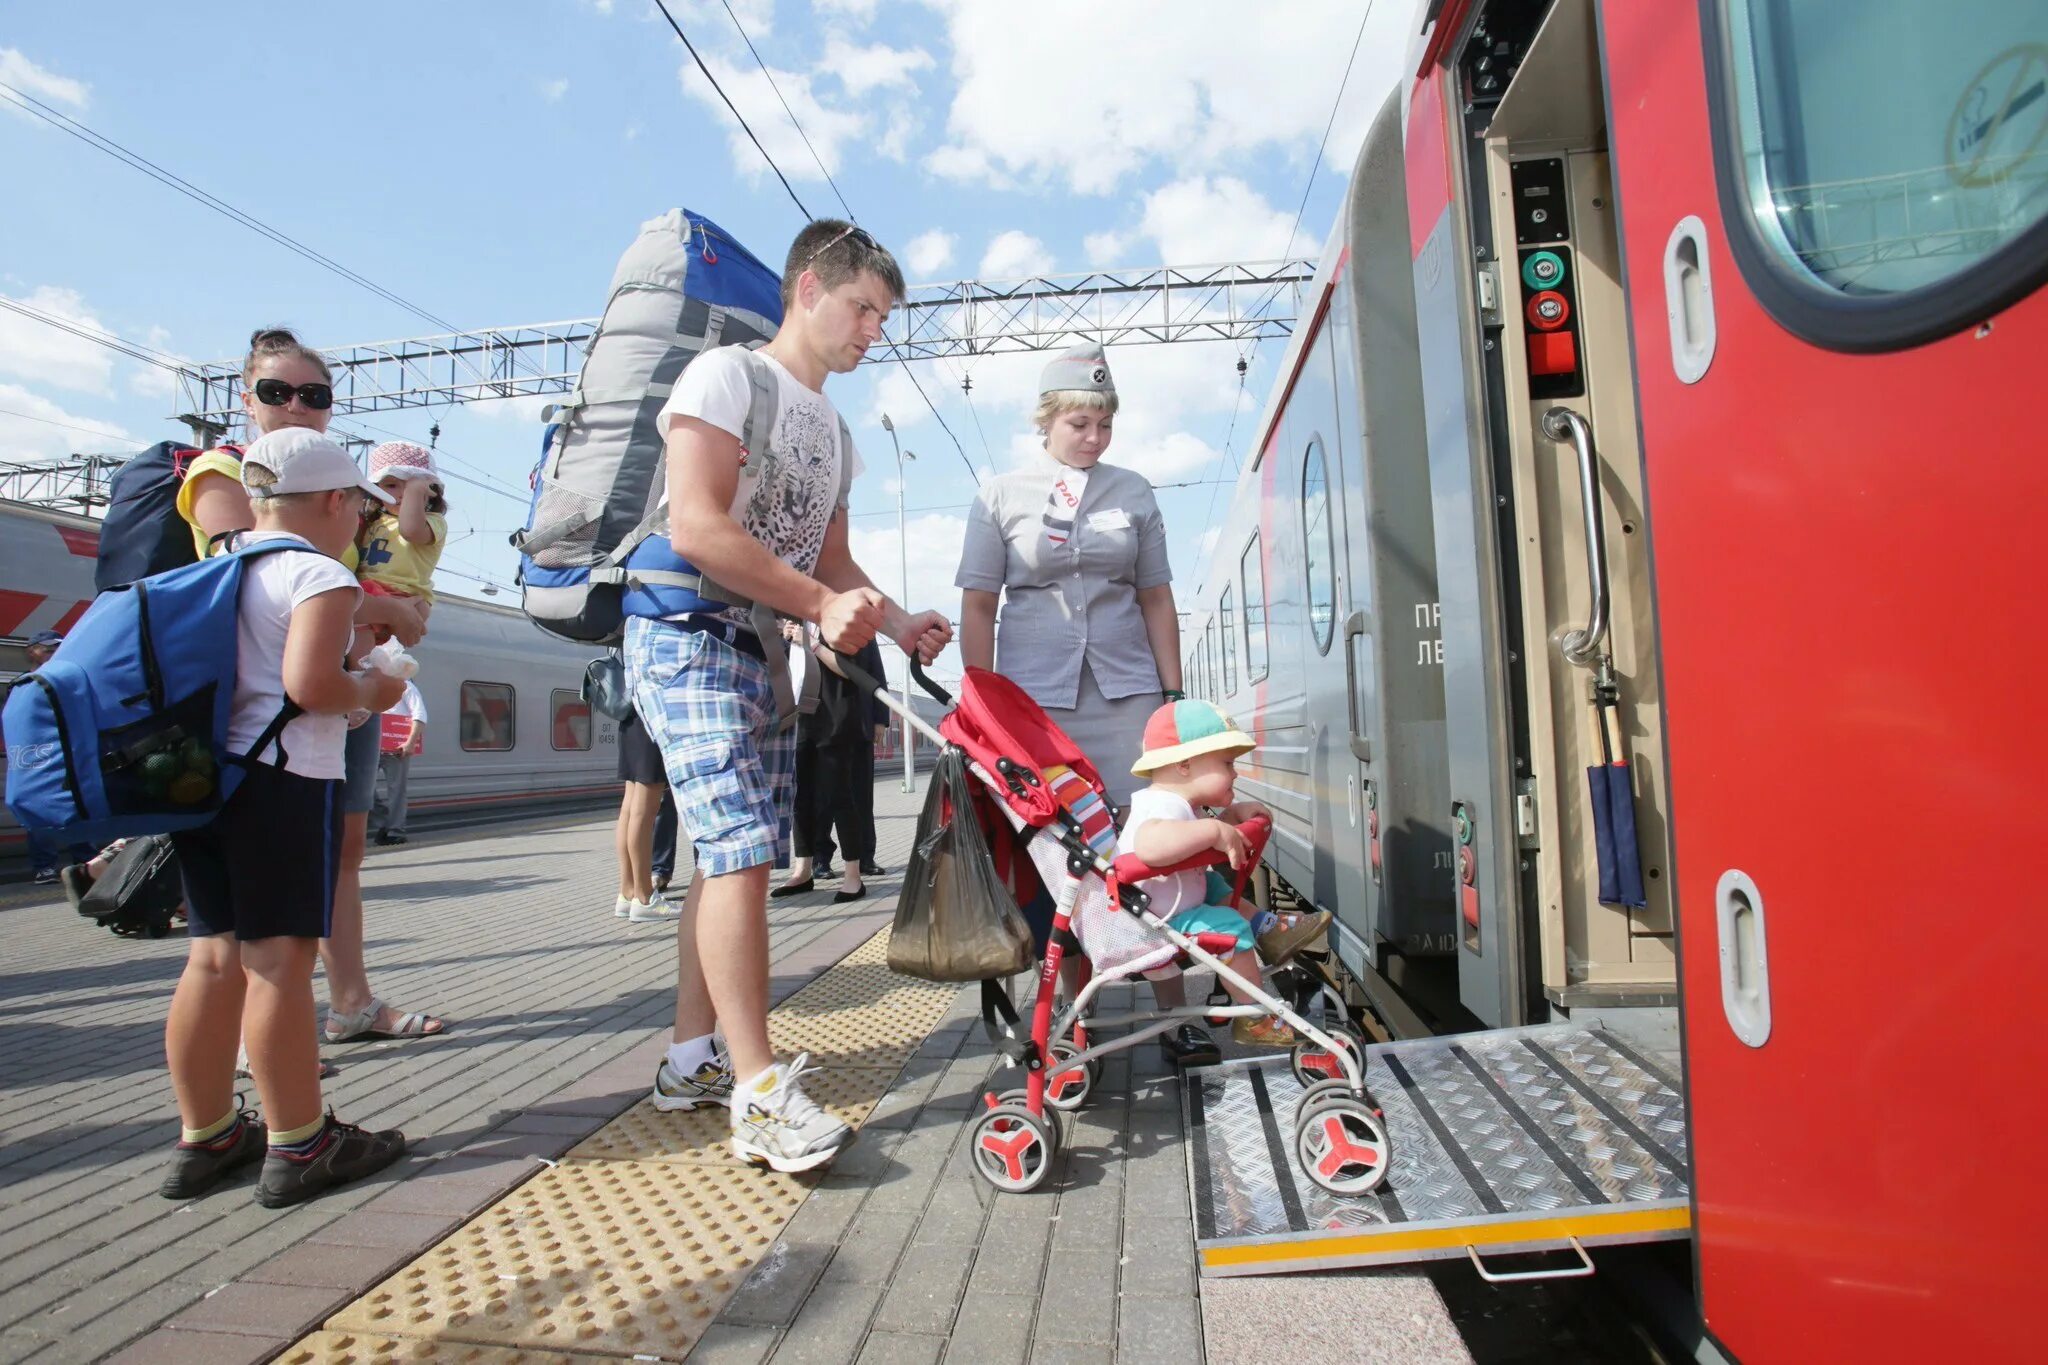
[666,1031,725,1077]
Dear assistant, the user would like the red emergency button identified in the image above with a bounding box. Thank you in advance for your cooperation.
[1527,329,1577,376]
[1526,290,1570,330]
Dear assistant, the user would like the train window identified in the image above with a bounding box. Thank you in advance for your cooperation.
[551,688,592,751]
[1705,0,2048,350]
[1240,535,1269,683]
[1303,440,1337,654]
[459,681,516,752]
[1203,619,1216,700]
[1219,588,1238,694]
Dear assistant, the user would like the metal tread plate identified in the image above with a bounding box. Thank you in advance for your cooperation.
[1186,1024,1691,1276]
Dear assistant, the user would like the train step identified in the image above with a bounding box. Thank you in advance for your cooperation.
[1185,1024,1692,1278]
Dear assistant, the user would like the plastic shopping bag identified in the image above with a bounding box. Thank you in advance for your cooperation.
[887,750,1035,982]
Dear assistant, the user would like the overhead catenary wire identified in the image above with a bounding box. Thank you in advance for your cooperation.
[0,405,134,442]
[652,0,811,220]
[715,0,855,221]
[0,81,458,334]
[0,297,191,375]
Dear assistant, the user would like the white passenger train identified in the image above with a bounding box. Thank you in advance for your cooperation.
[0,497,622,860]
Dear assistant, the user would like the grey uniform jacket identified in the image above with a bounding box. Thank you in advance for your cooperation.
[955,458,1172,709]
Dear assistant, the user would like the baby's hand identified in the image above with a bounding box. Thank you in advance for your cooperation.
[1211,819,1251,870]
[1221,799,1272,825]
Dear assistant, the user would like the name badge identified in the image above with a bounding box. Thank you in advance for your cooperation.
[1087,508,1131,532]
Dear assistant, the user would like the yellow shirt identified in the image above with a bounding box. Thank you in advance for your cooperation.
[175,447,362,571]
[360,511,446,602]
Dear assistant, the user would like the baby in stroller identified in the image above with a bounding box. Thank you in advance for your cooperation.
[1119,700,1332,1049]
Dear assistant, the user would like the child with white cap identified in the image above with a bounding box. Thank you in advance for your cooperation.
[1119,699,1334,1047]
[360,440,448,622]
[158,426,410,1208]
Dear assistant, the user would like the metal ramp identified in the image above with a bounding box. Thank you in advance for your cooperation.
[1185,1025,1691,1276]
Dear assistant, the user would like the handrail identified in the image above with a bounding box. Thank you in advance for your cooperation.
[1541,407,1610,667]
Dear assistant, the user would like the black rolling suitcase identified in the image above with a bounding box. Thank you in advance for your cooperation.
[76,835,184,939]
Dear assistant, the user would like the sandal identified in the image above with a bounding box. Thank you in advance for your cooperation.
[325,998,448,1043]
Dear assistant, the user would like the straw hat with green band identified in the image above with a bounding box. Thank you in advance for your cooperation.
[1131,699,1256,776]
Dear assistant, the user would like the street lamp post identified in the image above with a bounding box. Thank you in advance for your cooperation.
[880,414,916,794]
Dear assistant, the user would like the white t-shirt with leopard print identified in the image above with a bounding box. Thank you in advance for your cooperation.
[657,346,863,629]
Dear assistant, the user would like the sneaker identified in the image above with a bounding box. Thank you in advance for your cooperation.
[1256,909,1333,967]
[629,897,681,922]
[33,867,57,885]
[730,1054,853,1173]
[1160,1024,1222,1069]
[159,1109,267,1200]
[253,1114,407,1209]
[652,1054,734,1112]
[1231,1016,1298,1049]
[614,895,633,919]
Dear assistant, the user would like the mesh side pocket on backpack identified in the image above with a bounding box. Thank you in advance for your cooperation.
[98,686,226,820]
[525,480,608,569]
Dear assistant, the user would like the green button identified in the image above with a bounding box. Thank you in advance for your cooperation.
[1523,250,1565,290]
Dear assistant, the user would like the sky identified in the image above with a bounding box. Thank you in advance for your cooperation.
[1,0,1421,685]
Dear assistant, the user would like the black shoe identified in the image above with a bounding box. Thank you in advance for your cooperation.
[833,885,867,903]
[1160,1025,1222,1069]
[254,1114,407,1208]
[817,863,839,881]
[160,1111,268,1200]
[859,860,885,877]
[33,867,57,885]
[374,830,407,846]
[770,878,815,899]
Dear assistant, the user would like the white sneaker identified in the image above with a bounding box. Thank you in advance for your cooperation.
[652,1054,735,1112]
[614,895,632,919]
[629,898,681,922]
[730,1053,853,1172]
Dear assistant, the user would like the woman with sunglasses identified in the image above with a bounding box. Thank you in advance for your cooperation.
[177,327,447,1050]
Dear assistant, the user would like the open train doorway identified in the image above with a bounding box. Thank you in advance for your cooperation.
[1413,0,1677,1030]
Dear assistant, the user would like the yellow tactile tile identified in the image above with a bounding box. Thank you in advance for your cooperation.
[767,965,960,1069]
[281,1332,579,1365]
[840,928,893,966]
[566,1064,897,1168]
[326,1159,803,1357]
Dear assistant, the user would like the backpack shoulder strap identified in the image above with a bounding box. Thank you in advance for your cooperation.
[835,413,855,510]
[736,345,780,463]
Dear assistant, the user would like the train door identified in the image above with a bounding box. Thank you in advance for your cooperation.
[1602,0,2048,1356]
[1415,0,1678,1027]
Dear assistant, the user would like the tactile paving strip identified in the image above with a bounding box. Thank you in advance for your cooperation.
[283,1332,579,1364]
[297,927,960,1360]
[567,1063,898,1168]
[328,1159,804,1356]
[766,963,961,1069]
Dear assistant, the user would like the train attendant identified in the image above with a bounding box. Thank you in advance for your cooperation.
[954,343,1217,1068]
[175,327,445,1049]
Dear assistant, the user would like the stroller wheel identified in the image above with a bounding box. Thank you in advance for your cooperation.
[971,1102,1058,1193]
[1290,1025,1365,1088]
[995,1090,1065,1157]
[1044,1042,1096,1112]
[1294,1095,1393,1197]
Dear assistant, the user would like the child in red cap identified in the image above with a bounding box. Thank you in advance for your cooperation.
[360,441,447,624]
[1118,700,1333,1047]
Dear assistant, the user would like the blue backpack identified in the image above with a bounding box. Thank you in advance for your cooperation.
[4,540,318,846]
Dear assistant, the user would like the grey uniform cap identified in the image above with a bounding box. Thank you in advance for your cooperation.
[1039,341,1115,396]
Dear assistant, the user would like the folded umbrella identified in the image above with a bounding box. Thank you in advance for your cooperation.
[1588,697,1647,909]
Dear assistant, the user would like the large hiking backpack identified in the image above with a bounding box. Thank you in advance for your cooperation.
[94,441,241,592]
[4,540,317,847]
[514,209,785,643]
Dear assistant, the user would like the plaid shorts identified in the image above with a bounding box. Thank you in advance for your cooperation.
[624,616,794,878]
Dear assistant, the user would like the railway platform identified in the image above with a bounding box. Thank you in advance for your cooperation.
[0,782,1663,1365]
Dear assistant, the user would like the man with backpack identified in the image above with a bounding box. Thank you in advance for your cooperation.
[625,219,950,1173]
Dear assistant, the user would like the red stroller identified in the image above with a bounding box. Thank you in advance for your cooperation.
[866,659,1392,1198]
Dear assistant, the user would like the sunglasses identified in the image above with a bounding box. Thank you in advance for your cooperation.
[252,378,334,410]
[803,223,883,270]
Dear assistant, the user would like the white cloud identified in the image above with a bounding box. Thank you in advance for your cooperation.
[468,395,556,424]
[979,230,1054,279]
[813,0,877,21]
[1083,230,1131,268]
[863,364,931,434]
[540,77,570,102]
[904,229,956,279]
[821,37,933,97]
[578,0,616,13]
[922,0,1407,195]
[129,326,195,399]
[678,52,866,184]
[1128,175,1312,265]
[0,383,131,462]
[877,106,918,162]
[0,287,117,394]
[0,49,88,114]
